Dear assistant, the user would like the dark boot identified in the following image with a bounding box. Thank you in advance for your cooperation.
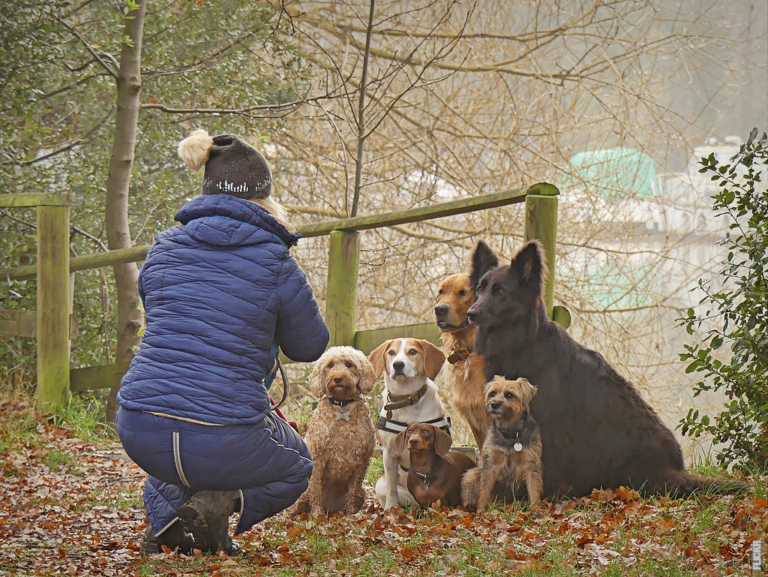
[142,519,195,554]
[177,490,240,554]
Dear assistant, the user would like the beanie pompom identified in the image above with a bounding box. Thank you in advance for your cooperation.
[178,129,214,172]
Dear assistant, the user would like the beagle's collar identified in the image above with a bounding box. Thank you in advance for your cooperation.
[447,347,472,365]
[383,384,428,419]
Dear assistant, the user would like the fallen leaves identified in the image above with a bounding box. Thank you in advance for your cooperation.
[1,400,766,576]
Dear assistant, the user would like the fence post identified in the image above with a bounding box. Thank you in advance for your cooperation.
[325,230,360,347]
[524,184,559,319]
[36,203,70,408]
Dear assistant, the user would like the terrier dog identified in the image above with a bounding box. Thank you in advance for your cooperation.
[369,338,448,510]
[291,346,376,516]
[393,423,475,508]
[462,376,543,511]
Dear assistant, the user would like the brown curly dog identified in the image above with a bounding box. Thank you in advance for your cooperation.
[291,346,376,516]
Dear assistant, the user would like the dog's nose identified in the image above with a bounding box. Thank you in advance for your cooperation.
[490,401,502,410]
[434,304,449,318]
[392,361,405,372]
[333,377,343,385]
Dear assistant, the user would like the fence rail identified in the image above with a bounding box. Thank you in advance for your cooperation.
[2,183,565,406]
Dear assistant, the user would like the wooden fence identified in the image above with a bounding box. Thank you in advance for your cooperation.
[0,183,568,408]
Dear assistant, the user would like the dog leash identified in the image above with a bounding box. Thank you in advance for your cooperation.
[270,357,290,412]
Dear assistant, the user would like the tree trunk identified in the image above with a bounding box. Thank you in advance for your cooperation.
[104,0,147,425]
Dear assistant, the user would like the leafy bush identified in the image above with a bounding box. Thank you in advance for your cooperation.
[679,128,768,471]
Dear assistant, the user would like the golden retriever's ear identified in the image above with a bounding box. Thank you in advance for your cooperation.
[393,428,408,456]
[307,358,327,398]
[357,354,378,394]
[518,378,538,404]
[368,340,394,380]
[433,426,452,457]
[418,340,446,380]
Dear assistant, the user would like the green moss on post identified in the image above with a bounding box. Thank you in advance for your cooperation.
[524,190,559,319]
[325,230,360,347]
[36,205,70,409]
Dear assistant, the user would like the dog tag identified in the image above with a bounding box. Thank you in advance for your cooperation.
[334,410,351,422]
[513,442,523,452]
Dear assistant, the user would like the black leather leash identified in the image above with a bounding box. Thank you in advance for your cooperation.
[270,357,290,411]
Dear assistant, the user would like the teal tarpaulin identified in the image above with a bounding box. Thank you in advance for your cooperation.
[562,148,658,199]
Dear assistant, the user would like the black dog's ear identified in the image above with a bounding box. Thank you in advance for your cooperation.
[510,240,547,298]
[469,241,499,291]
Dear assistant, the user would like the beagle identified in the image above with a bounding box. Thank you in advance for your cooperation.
[368,338,449,510]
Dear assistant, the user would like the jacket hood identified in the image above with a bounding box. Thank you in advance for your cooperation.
[175,194,300,248]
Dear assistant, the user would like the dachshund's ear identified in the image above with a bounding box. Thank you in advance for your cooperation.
[469,240,499,292]
[393,428,408,456]
[418,340,445,380]
[433,426,452,457]
[357,354,378,394]
[308,357,327,398]
[368,340,395,380]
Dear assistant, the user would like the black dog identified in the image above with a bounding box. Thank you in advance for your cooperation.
[466,239,746,498]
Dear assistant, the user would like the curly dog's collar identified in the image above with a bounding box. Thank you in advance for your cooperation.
[328,397,358,408]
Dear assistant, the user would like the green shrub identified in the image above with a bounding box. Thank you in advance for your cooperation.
[679,128,768,472]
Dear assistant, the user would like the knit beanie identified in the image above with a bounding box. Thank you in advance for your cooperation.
[177,129,272,199]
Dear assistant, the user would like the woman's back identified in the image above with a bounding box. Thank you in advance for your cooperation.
[118,194,328,425]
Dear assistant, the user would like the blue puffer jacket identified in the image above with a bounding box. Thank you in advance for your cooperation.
[117,194,329,425]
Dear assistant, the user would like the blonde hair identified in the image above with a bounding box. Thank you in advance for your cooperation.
[251,197,288,223]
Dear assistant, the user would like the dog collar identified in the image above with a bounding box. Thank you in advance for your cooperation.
[414,470,436,490]
[328,397,358,408]
[383,384,428,419]
[496,424,529,452]
[447,347,472,365]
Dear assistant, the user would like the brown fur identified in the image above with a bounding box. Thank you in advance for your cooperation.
[393,423,476,508]
[462,377,543,511]
[369,338,445,382]
[291,347,376,516]
[435,273,490,449]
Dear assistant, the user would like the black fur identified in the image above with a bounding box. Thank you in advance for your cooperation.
[469,240,499,293]
[467,240,748,498]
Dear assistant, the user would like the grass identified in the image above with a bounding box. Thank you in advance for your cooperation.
[41,448,83,475]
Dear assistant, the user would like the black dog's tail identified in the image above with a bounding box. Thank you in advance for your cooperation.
[651,470,750,498]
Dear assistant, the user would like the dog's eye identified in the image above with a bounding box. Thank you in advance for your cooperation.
[438,289,443,295]
[458,289,467,297]
[408,349,417,355]
[488,391,496,398]
[327,362,334,369]
[388,350,396,356]
[345,362,353,368]
[492,285,504,295]
[505,392,517,400]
